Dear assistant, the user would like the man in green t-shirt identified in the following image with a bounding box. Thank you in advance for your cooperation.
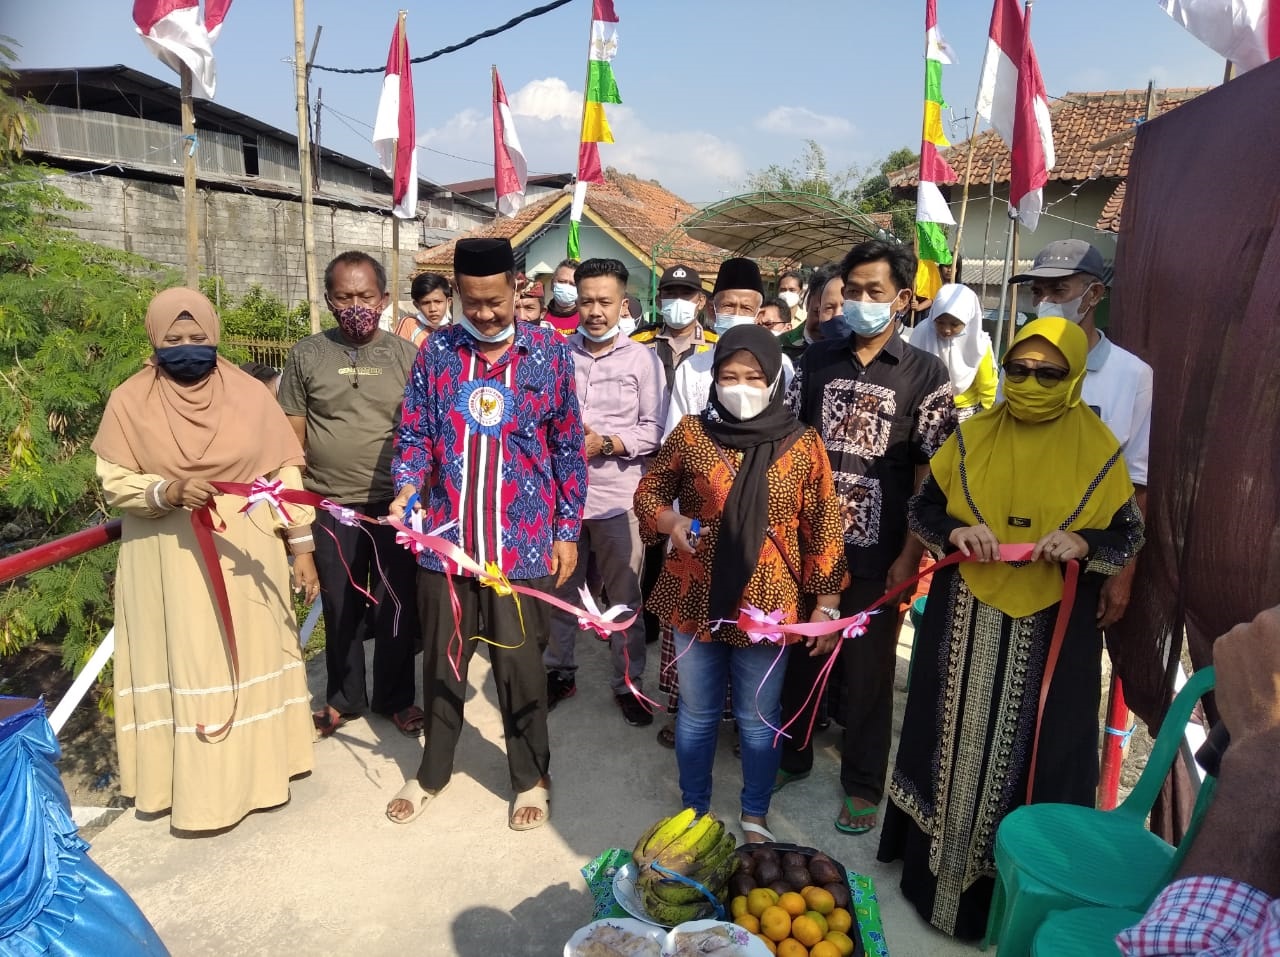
[278,251,422,738]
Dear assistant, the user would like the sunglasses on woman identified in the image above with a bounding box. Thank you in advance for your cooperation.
[1002,361,1070,387]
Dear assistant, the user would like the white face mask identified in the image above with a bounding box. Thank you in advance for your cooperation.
[577,322,620,343]
[713,312,757,336]
[779,290,800,309]
[617,315,637,337]
[552,282,577,307]
[1035,283,1099,323]
[660,298,698,329]
[419,311,449,329]
[715,381,772,421]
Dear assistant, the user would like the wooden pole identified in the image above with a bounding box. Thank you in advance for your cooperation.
[951,109,984,278]
[491,65,501,223]
[293,0,321,333]
[978,164,997,303]
[179,65,199,288]
[992,212,1016,358]
[1006,222,1020,337]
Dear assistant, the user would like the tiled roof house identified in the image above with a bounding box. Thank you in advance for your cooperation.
[416,170,747,298]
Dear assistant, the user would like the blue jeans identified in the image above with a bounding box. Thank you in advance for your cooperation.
[673,631,787,818]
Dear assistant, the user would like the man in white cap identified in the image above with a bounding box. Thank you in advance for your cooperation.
[1011,238,1153,628]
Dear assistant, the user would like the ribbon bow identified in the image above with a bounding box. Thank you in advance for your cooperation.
[739,604,788,645]
[842,610,874,641]
[241,477,293,522]
[321,499,360,528]
[576,587,632,638]
[395,507,429,555]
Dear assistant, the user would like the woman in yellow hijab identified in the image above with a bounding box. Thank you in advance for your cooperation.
[876,317,1145,940]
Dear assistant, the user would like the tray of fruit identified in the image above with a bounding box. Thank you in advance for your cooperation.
[727,842,863,957]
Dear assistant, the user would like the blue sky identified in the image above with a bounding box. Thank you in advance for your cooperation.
[9,1,1226,203]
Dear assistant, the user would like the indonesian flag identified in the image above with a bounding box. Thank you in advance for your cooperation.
[1159,0,1278,72]
[492,69,528,218]
[976,0,1056,229]
[373,14,417,219]
[132,0,233,100]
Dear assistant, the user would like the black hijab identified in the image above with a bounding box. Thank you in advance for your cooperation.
[701,325,805,623]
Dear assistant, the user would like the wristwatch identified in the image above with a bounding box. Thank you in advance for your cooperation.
[601,436,615,457]
[816,605,841,621]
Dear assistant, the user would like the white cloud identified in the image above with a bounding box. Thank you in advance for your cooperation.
[755,106,854,138]
[417,76,747,202]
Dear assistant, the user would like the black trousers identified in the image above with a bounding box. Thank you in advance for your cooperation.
[779,576,897,804]
[640,542,666,644]
[313,501,419,715]
[416,570,553,794]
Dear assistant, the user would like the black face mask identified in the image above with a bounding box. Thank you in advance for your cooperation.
[155,344,218,384]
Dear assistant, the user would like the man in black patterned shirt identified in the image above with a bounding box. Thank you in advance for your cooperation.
[778,240,957,834]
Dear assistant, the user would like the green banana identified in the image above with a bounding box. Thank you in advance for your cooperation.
[635,807,696,866]
[640,880,710,925]
[644,847,740,905]
[685,814,725,859]
[687,831,737,882]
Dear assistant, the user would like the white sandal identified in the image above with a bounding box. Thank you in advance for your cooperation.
[510,783,550,831]
[385,779,445,824]
[740,817,776,843]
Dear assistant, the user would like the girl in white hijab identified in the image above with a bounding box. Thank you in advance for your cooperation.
[910,283,997,420]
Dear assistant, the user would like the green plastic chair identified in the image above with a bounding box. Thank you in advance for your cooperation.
[906,596,927,691]
[1029,906,1147,957]
[982,665,1217,956]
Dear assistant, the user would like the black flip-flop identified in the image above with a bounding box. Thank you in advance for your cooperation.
[313,709,354,737]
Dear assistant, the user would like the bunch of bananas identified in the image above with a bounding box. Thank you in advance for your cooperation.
[631,809,739,926]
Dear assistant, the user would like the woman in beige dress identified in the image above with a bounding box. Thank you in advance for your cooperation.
[92,288,317,832]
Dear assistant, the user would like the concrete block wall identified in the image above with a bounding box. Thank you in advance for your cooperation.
[55,173,422,306]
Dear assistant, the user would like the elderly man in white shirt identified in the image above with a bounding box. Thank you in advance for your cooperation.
[665,257,794,437]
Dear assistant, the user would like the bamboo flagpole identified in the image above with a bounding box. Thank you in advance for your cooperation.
[373,11,416,317]
[950,111,983,281]
[180,65,199,288]
[293,0,321,333]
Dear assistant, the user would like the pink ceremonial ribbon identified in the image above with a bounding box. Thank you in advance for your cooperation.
[240,477,294,524]
[384,519,648,703]
[736,544,1081,771]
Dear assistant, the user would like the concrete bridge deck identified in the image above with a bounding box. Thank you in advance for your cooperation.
[87,627,976,956]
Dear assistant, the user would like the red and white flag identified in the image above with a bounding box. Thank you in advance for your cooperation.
[132,0,233,100]
[373,14,417,219]
[1159,0,1278,72]
[976,0,1055,229]
[492,69,528,218]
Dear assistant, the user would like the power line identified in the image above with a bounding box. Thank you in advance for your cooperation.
[311,0,577,75]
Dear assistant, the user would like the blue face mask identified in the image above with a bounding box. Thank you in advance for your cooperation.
[155,344,218,383]
[821,299,900,340]
[713,313,756,336]
[457,314,515,344]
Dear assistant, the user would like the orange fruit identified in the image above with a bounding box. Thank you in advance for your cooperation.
[730,896,749,919]
[809,942,841,957]
[827,907,852,934]
[824,930,855,956]
[760,905,792,942]
[755,936,778,955]
[792,915,825,948]
[802,886,835,915]
[801,885,818,896]
[748,888,778,918]
[805,911,829,935]
[734,914,760,934]
[776,940,808,957]
[778,891,807,917]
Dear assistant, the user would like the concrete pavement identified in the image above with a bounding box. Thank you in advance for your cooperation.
[88,624,977,956]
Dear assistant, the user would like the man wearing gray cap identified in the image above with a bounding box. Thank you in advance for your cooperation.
[1012,238,1153,628]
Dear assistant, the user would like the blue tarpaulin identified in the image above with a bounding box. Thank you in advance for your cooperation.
[0,697,168,956]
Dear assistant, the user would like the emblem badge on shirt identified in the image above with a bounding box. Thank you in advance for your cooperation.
[1008,516,1032,528]
[456,380,516,437]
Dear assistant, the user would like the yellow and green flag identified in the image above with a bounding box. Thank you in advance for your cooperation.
[915,0,958,300]
[569,0,621,258]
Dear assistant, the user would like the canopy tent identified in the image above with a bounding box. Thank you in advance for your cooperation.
[656,190,895,270]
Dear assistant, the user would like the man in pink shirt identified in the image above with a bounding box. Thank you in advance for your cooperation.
[543,258,668,725]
